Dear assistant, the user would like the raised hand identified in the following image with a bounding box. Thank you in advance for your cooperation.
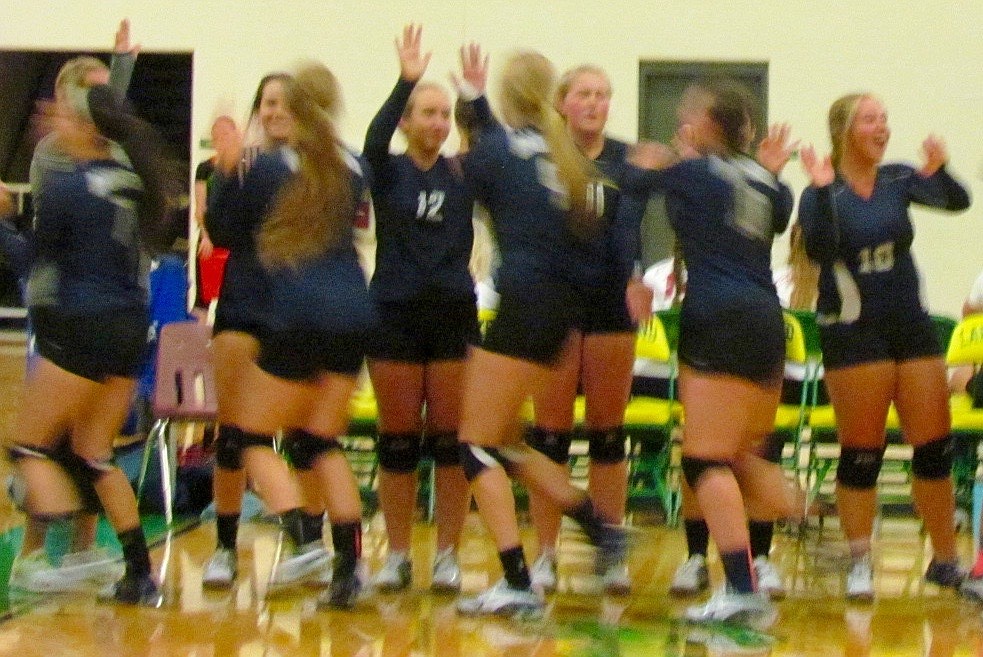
[673,124,700,160]
[919,134,948,177]
[113,18,140,56]
[454,42,489,96]
[800,144,834,187]
[396,23,431,82]
[213,120,244,176]
[628,141,677,170]
[756,123,799,176]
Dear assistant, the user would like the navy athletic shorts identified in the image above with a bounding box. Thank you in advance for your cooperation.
[820,313,942,370]
[368,291,479,363]
[32,306,150,382]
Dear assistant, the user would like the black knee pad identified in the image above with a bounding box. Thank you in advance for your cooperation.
[836,445,886,489]
[216,425,275,470]
[680,455,732,490]
[426,431,461,467]
[459,443,514,481]
[52,443,104,514]
[526,426,573,465]
[587,426,628,464]
[8,443,103,514]
[912,435,954,480]
[284,429,341,470]
[377,432,421,473]
[758,431,785,465]
[215,424,244,470]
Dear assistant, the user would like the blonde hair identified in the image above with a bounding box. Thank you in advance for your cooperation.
[553,64,611,110]
[498,51,599,239]
[828,93,872,171]
[786,222,819,311]
[258,63,353,268]
[402,81,449,119]
[54,56,108,102]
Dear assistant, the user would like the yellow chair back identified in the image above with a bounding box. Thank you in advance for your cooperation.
[783,311,808,365]
[636,314,671,362]
[946,313,983,365]
[477,308,497,336]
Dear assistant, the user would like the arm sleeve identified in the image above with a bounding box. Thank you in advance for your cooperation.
[459,95,504,205]
[770,180,795,235]
[108,52,136,96]
[909,165,971,211]
[362,78,415,184]
[33,176,71,249]
[610,189,647,283]
[620,163,671,197]
[797,185,839,264]
[205,171,249,250]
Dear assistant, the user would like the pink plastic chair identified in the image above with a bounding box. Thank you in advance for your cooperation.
[137,320,217,525]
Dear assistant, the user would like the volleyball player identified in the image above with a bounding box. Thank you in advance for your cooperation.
[627,78,800,627]
[362,24,474,593]
[799,92,970,600]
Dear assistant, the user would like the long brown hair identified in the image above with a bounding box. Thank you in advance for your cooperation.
[497,51,600,239]
[258,63,353,269]
[680,78,758,156]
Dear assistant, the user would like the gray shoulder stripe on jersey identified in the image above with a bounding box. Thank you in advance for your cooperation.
[341,148,363,175]
[731,156,780,189]
[85,168,143,207]
[508,130,548,158]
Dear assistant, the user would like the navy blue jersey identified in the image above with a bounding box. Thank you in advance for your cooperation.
[580,137,645,288]
[627,155,793,308]
[206,147,275,328]
[364,78,475,302]
[27,158,148,314]
[211,145,377,334]
[798,164,970,326]
[463,98,611,295]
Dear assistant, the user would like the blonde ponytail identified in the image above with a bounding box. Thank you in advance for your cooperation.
[498,51,600,240]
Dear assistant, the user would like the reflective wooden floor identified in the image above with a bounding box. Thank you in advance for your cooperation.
[1,340,983,656]
[0,513,981,656]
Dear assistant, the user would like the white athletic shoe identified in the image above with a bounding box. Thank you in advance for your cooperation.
[431,547,462,592]
[752,556,786,600]
[846,554,874,602]
[8,550,55,592]
[456,579,544,617]
[306,556,334,589]
[602,562,632,595]
[372,552,412,592]
[670,554,710,596]
[684,587,778,630]
[961,575,983,603]
[530,552,557,593]
[202,548,237,589]
[16,547,125,593]
[270,542,331,588]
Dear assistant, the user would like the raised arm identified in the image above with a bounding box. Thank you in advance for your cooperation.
[755,123,797,235]
[363,24,431,176]
[910,136,971,211]
[108,19,139,96]
[797,144,839,264]
[205,124,250,250]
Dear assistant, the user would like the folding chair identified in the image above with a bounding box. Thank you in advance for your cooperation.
[773,310,827,508]
[945,313,983,522]
[625,309,682,524]
[137,320,217,525]
[345,384,380,515]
